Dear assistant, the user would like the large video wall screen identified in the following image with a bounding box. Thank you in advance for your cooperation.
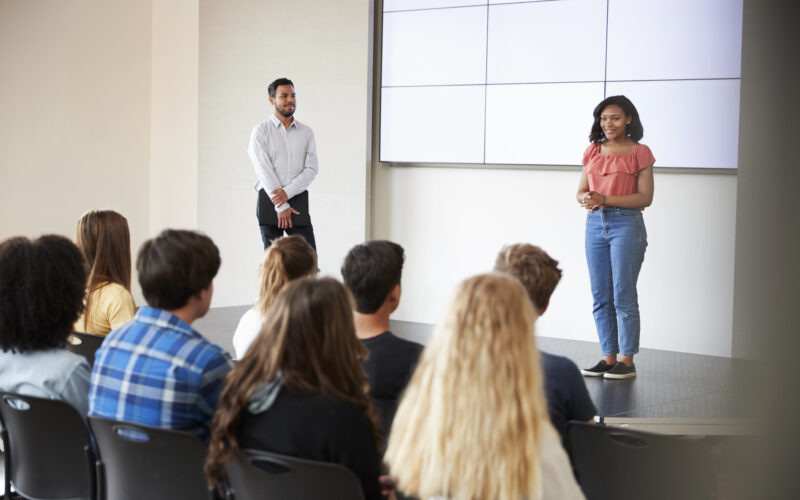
[379,0,743,169]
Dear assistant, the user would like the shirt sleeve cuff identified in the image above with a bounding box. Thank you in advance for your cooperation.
[274,202,290,212]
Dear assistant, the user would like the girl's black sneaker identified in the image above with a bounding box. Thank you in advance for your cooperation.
[581,360,616,377]
[603,362,637,379]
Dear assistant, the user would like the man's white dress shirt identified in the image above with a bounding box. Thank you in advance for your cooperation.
[247,114,319,213]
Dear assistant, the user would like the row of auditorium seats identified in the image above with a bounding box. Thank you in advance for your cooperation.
[0,391,366,500]
[0,334,720,500]
[1,388,719,500]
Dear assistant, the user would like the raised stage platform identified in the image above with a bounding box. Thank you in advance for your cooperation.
[197,306,753,429]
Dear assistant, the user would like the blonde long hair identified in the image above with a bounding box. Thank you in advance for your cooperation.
[255,235,317,318]
[385,273,548,500]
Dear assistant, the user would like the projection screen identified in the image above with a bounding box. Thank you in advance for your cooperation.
[379,0,744,169]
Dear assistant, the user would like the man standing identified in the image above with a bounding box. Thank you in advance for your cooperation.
[248,77,318,250]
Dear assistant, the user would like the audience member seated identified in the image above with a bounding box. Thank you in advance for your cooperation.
[232,235,316,358]
[206,278,385,500]
[89,229,233,441]
[73,210,136,336]
[385,273,585,500]
[341,240,422,438]
[0,235,91,419]
[495,243,597,444]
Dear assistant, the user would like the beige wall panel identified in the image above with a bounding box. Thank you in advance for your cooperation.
[198,0,372,307]
[0,0,152,302]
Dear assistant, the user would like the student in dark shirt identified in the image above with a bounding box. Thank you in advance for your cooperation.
[341,241,423,440]
[495,243,597,443]
[205,278,387,500]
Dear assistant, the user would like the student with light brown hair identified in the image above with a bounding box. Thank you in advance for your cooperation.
[206,278,384,500]
[232,235,317,358]
[385,273,584,500]
[74,210,135,335]
[494,243,562,313]
[495,243,597,445]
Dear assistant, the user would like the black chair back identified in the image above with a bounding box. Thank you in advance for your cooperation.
[67,332,105,367]
[226,449,365,500]
[0,391,95,500]
[88,417,212,500]
[566,421,717,500]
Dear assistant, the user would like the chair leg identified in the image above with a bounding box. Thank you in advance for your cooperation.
[94,461,104,500]
[85,445,97,500]
[2,429,10,500]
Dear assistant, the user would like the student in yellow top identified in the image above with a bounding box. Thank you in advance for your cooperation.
[73,210,135,335]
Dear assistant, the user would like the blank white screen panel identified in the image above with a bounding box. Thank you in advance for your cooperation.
[380,86,486,164]
[384,0,486,12]
[606,79,741,169]
[485,82,604,165]
[606,0,743,80]
[379,0,743,169]
[382,6,487,87]
[487,0,606,84]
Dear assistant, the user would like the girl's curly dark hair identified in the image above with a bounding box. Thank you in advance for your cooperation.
[0,235,87,353]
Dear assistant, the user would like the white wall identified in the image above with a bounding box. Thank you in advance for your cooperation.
[149,0,199,232]
[197,0,372,307]
[372,164,737,357]
[0,0,152,303]
[0,0,373,310]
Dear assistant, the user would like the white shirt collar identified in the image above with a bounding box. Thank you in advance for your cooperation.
[270,113,296,129]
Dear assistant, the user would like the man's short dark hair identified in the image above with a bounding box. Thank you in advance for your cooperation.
[0,235,87,353]
[268,78,294,98]
[137,229,221,311]
[341,240,404,314]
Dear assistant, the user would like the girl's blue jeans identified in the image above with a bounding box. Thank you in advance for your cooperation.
[585,207,647,356]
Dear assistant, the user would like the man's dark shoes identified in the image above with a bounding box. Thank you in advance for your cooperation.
[581,360,616,377]
[603,362,637,379]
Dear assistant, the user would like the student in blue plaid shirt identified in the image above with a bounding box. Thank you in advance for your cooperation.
[89,229,234,441]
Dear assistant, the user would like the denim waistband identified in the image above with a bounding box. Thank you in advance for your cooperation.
[593,207,642,216]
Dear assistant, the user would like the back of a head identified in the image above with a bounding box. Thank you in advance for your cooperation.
[75,209,132,291]
[206,277,374,485]
[136,229,220,311]
[386,273,546,500]
[256,235,317,317]
[341,240,405,314]
[0,235,87,353]
[494,243,562,313]
[252,277,367,396]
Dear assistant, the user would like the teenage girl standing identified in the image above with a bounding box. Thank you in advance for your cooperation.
[577,95,654,380]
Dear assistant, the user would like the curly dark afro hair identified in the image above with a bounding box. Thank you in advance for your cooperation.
[0,235,87,353]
